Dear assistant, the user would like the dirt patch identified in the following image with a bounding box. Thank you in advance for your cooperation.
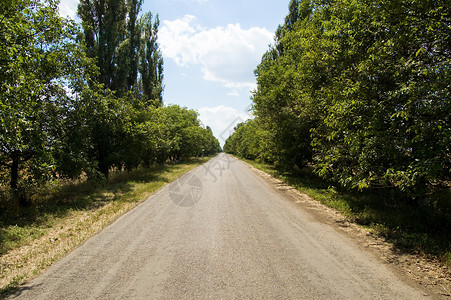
[247,163,451,299]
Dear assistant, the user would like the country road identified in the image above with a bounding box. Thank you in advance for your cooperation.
[8,153,428,299]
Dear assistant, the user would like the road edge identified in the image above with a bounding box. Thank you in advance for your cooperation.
[0,157,215,298]
[237,156,451,299]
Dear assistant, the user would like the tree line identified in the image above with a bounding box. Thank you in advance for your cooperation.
[225,0,449,198]
[0,0,220,206]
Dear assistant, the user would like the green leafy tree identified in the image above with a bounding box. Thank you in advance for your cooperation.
[138,12,164,107]
[223,119,271,162]
[126,0,143,91]
[202,126,221,155]
[77,0,166,179]
[251,0,449,196]
[310,0,450,193]
[0,0,218,209]
[252,0,318,169]
[77,0,127,93]
[0,0,89,204]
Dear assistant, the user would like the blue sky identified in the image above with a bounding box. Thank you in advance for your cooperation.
[59,0,288,145]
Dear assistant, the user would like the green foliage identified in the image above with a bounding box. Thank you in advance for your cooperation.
[223,119,274,163]
[228,0,450,198]
[77,0,163,104]
[78,0,128,94]
[0,0,220,207]
[154,105,220,161]
[309,0,450,193]
[251,0,318,169]
[0,0,88,204]
[138,12,164,106]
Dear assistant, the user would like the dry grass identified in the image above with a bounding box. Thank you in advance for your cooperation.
[0,158,210,295]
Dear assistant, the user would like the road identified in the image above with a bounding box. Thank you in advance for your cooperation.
[9,154,427,299]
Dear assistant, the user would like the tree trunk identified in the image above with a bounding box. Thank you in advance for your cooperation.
[10,156,19,191]
[98,160,109,180]
[10,155,29,208]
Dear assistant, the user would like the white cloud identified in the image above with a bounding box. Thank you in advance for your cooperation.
[59,0,78,19]
[227,90,240,97]
[197,105,253,145]
[159,15,273,92]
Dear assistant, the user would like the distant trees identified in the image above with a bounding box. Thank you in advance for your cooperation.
[0,0,219,207]
[223,119,273,162]
[226,0,450,197]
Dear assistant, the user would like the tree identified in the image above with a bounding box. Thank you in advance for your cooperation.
[275,0,313,56]
[77,0,127,93]
[223,119,271,162]
[250,0,450,196]
[311,0,450,193]
[0,0,88,204]
[252,0,319,169]
[138,12,164,107]
[126,0,143,91]
[0,0,218,209]
[202,126,221,156]
[76,0,166,179]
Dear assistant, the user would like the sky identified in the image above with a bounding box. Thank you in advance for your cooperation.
[59,0,289,145]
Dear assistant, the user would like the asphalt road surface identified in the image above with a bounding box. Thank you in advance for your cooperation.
[9,154,427,299]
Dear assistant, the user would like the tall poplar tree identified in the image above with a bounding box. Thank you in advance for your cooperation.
[77,0,127,92]
[77,0,163,102]
[138,12,164,107]
[126,0,142,91]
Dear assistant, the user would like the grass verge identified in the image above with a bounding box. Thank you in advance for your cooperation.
[0,157,211,296]
[243,158,451,267]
